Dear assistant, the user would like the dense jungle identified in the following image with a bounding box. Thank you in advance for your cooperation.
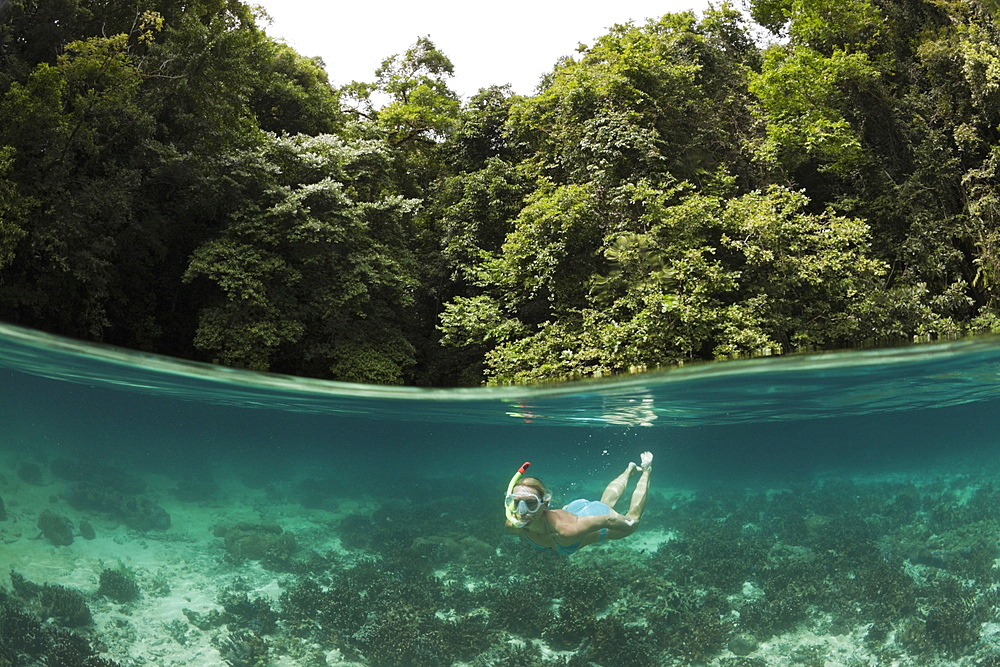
[2,0,1000,386]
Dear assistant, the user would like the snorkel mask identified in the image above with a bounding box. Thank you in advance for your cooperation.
[506,493,544,515]
[504,462,551,527]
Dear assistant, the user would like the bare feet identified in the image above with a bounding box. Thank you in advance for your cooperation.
[639,451,653,472]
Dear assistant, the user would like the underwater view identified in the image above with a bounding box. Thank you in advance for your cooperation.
[4,323,1000,666]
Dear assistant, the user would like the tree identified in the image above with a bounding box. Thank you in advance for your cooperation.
[0,145,27,269]
[507,6,758,189]
[0,34,157,340]
[184,134,422,384]
[346,36,460,148]
[250,41,343,136]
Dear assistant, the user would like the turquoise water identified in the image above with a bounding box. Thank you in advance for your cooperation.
[3,321,1000,483]
[3,322,1000,665]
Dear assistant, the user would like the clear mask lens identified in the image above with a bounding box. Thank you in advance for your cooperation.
[505,493,544,515]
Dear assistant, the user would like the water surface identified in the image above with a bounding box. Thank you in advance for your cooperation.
[2,323,999,666]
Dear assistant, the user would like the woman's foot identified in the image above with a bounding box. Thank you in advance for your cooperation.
[638,451,653,472]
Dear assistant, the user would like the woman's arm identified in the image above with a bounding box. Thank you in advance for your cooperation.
[601,510,638,536]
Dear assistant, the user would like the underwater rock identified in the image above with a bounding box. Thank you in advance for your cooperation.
[119,494,171,531]
[50,459,146,494]
[17,462,43,485]
[728,633,759,656]
[98,568,140,604]
[36,509,74,546]
[79,519,96,540]
[66,482,170,531]
[221,522,298,564]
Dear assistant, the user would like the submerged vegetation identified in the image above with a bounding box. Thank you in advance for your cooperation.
[5,452,1000,665]
[3,0,1000,385]
[224,473,1000,664]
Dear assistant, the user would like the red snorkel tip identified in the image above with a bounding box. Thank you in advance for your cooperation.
[518,462,531,475]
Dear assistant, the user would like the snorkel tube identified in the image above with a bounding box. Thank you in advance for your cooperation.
[505,461,532,526]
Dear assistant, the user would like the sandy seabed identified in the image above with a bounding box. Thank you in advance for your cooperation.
[3,448,1000,666]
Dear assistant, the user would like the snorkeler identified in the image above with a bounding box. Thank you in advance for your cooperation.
[504,452,653,556]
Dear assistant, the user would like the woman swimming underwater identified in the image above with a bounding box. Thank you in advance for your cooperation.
[504,452,652,556]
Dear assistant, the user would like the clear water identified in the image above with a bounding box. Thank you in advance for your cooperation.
[3,321,1000,665]
[4,321,1000,484]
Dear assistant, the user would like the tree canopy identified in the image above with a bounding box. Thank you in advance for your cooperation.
[2,0,1000,385]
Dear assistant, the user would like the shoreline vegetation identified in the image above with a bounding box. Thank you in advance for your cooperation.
[3,0,1000,387]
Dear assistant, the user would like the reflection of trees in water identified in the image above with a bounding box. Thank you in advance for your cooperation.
[601,395,658,427]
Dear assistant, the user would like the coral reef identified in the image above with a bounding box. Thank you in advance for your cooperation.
[16,462,42,485]
[0,591,118,666]
[279,576,366,644]
[351,606,451,667]
[39,583,93,627]
[217,630,270,667]
[10,571,92,628]
[183,606,229,631]
[218,522,298,567]
[52,458,170,532]
[10,464,1000,666]
[469,641,546,667]
[219,589,278,635]
[66,482,170,531]
[98,567,140,604]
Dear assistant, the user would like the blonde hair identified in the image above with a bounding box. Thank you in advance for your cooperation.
[515,477,550,501]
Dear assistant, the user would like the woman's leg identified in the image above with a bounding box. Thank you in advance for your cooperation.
[600,461,639,509]
[625,452,653,521]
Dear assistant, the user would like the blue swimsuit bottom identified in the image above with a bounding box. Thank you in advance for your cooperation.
[525,499,611,556]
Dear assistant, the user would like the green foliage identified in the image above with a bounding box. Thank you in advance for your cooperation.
[444,181,888,383]
[507,7,757,188]
[749,45,878,175]
[716,186,888,353]
[0,146,26,269]
[4,0,1000,385]
[347,36,460,148]
[0,33,155,339]
[250,41,342,136]
[184,134,421,383]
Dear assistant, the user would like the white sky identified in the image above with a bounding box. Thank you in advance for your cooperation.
[252,0,711,100]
